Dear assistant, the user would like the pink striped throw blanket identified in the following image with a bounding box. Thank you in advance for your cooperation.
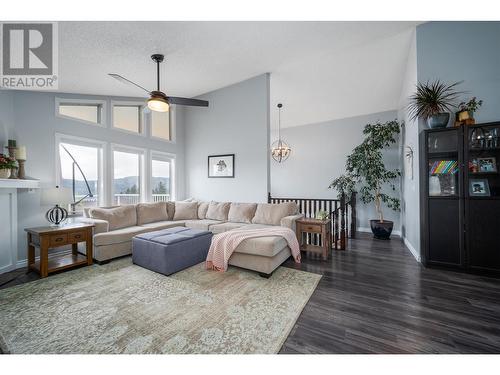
[206,227,301,272]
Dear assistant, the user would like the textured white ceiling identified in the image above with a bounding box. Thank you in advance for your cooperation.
[56,21,418,128]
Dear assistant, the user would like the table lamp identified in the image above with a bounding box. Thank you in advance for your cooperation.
[41,186,73,226]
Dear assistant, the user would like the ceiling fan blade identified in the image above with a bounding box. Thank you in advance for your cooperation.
[167,96,209,107]
[108,73,151,95]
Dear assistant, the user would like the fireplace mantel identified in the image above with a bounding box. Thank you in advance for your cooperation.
[0,178,40,189]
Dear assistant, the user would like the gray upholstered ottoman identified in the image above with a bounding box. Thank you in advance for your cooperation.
[132,227,213,275]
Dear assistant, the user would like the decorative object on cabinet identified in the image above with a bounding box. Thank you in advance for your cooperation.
[0,153,16,179]
[455,97,483,126]
[477,157,497,173]
[469,178,490,196]
[41,186,74,226]
[330,120,401,240]
[16,145,27,179]
[408,80,462,129]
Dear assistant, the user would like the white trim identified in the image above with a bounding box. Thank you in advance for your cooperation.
[403,237,421,262]
[111,143,147,204]
[110,100,146,136]
[54,133,107,207]
[356,226,402,237]
[55,97,107,127]
[0,189,18,274]
[149,105,176,144]
[149,150,176,202]
[0,178,39,189]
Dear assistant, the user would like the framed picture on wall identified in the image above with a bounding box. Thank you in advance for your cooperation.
[208,154,235,178]
[469,178,490,197]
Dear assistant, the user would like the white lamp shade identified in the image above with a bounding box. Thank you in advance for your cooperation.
[41,187,73,206]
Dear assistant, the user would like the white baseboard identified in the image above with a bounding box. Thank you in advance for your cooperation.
[403,237,421,262]
[356,226,402,237]
[16,259,27,269]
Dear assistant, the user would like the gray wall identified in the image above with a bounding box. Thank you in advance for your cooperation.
[397,22,500,261]
[5,91,186,264]
[270,110,401,234]
[184,74,270,203]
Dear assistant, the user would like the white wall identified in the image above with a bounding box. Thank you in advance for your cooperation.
[5,91,186,265]
[184,74,270,203]
[270,110,401,234]
[397,29,421,261]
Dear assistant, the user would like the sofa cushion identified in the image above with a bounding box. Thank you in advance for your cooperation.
[166,201,175,220]
[173,201,198,220]
[251,202,298,226]
[139,220,187,231]
[198,201,209,219]
[209,222,247,234]
[93,226,150,246]
[89,205,137,231]
[228,203,257,223]
[185,219,222,231]
[234,236,289,257]
[136,202,169,225]
[206,201,231,221]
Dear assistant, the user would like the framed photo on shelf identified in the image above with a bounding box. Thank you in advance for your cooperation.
[477,157,497,173]
[208,154,235,178]
[469,178,491,197]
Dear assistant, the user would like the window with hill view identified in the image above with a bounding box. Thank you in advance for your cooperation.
[113,149,142,205]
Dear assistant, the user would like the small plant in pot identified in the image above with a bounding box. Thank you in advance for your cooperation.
[457,97,483,122]
[329,120,401,240]
[408,80,462,129]
[0,153,16,179]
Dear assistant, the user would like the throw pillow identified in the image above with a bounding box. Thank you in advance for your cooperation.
[252,202,298,226]
[136,202,168,225]
[228,202,257,223]
[173,201,198,220]
[198,201,209,219]
[89,205,137,231]
[206,201,231,221]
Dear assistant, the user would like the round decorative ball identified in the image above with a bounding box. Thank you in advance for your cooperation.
[45,205,68,226]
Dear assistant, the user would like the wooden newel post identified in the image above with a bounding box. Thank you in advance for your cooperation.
[340,193,346,250]
[350,192,357,239]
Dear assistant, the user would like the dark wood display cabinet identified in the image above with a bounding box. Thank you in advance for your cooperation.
[420,122,500,275]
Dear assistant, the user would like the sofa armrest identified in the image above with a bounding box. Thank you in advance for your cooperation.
[280,213,304,232]
[77,217,109,234]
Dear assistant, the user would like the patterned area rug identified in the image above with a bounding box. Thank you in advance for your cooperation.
[0,258,320,354]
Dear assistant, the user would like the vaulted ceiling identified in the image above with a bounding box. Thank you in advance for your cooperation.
[56,21,419,127]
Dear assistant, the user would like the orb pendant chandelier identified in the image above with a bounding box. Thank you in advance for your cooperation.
[271,103,291,163]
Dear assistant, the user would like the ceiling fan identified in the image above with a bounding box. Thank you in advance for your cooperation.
[109,54,209,112]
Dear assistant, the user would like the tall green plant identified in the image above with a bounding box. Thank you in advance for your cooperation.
[329,120,401,222]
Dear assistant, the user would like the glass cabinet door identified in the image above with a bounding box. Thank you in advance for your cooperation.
[428,158,459,197]
[428,130,458,154]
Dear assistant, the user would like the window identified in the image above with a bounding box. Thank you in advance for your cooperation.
[151,153,174,202]
[112,103,143,134]
[112,147,144,205]
[56,135,105,212]
[56,98,105,126]
[151,110,171,141]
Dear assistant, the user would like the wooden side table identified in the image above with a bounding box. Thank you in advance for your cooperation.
[296,218,331,260]
[25,224,94,278]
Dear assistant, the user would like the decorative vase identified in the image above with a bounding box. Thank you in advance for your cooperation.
[0,169,11,179]
[370,219,394,240]
[427,113,450,129]
[458,110,471,122]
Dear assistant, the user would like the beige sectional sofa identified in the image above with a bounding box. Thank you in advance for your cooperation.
[79,200,303,276]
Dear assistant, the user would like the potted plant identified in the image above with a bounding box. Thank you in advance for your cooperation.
[329,120,401,239]
[408,80,462,129]
[0,153,16,179]
[457,97,483,122]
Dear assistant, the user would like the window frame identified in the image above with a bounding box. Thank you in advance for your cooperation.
[55,97,107,127]
[111,143,147,205]
[54,133,107,210]
[110,100,146,136]
[149,105,176,144]
[149,150,176,202]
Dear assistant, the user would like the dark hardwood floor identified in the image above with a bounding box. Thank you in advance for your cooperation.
[281,233,500,353]
[2,233,500,354]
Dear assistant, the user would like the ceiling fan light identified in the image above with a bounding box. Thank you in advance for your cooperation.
[147,96,169,112]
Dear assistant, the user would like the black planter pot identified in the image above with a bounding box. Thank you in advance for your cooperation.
[370,220,394,240]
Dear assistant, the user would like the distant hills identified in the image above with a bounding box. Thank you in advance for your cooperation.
[61,176,169,196]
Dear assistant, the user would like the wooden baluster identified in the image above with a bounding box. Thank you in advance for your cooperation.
[350,192,357,239]
[340,194,346,250]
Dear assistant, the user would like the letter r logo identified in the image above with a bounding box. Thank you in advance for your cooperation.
[2,23,53,75]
